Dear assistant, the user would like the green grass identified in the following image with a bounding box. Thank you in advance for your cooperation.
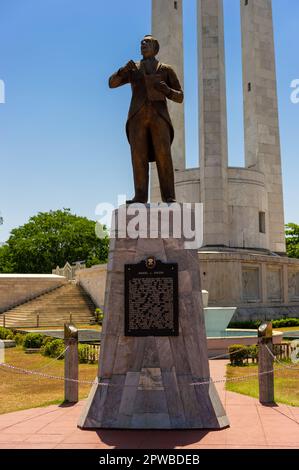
[226,363,299,407]
[0,346,98,415]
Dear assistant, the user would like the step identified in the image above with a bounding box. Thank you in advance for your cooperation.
[2,282,96,328]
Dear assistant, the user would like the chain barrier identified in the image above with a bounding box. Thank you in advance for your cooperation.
[208,345,252,361]
[0,362,97,385]
[191,367,275,386]
[35,346,69,371]
[0,343,297,388]
[265,345,299,371]
[0,360,289,388]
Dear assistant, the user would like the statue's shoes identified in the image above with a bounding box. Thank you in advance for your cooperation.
[126,199,148,205]
[125,198,177,204]
[164,198,177,204]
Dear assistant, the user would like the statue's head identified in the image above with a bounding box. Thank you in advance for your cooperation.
[141,35,160,59]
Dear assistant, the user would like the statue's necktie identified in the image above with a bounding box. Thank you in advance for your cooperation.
[143,59,156,75]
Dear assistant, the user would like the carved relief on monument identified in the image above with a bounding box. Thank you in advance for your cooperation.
[288,271,299,301]
[242,265,261,303]
[267,267,282,302]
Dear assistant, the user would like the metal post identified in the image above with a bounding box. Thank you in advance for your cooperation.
[3,314,5,328]
[258,322,274,404]
[64,322,79,403]
[36,314,39,328]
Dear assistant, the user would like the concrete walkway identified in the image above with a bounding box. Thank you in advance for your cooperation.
[0,360,298,449]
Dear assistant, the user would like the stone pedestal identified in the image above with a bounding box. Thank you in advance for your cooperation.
[78,205,229,429]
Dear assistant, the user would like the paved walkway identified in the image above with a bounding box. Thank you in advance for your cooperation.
[0,360,298,449]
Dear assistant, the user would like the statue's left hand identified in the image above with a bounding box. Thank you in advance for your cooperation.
[154,81,171,96]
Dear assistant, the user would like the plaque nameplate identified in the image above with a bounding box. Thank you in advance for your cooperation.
[125,256,179,336]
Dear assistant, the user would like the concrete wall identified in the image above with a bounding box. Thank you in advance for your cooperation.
[172,166,270,251]
[227,167,268,250]
[0,274,67,313]
[176,168,201,203]
[199,251,299,321]
[76,264,107,308]
[76,254,299,322]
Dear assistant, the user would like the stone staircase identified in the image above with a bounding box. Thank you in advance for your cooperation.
[0,282,96,328]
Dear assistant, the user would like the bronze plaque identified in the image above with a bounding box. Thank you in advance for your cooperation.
[125,257,179,337]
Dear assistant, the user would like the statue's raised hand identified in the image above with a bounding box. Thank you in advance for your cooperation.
[122,60,138,74]
[154,80,170,96]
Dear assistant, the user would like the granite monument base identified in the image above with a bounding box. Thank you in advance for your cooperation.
[78,205,229,429]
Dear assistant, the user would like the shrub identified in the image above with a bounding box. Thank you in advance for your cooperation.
[78,344,89,364]
[23,333,44,349]
[95,308,104,325]
[248,345,258,361]
[42,336,54,346]
[272,318,299,328]
[41,339,97,363]
[229,344,250,366]
[78,344,98,364]
[41,339,65,359]
[229,318,299,330]
[14,333,25,346]
[0,327,13,340]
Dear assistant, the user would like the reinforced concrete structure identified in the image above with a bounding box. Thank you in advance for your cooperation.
[151,0,299,320]
[151,0,186,201]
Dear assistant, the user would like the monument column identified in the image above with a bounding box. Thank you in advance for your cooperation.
[151,0,186,202]
[198,0,229,247]
[241,0,285,254]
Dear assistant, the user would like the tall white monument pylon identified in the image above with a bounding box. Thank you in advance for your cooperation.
[151,0,186,201]
[241,0,285,254]
[198,0,229,247]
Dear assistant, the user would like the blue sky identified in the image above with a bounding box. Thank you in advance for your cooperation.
[0,0,298,243]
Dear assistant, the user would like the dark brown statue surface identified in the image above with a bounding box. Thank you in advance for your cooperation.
[109,35,184,204]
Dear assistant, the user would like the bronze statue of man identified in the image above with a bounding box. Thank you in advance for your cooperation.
[109,35,184,204]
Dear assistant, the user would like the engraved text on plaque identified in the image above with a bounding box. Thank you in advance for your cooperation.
[125,257,179,336]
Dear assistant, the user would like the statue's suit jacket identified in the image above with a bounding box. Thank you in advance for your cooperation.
[108,59,184,162]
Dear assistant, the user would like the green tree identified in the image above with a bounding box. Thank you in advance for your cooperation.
[0,209,109,273]
[0,244,15,272]
[286,223,299,258]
